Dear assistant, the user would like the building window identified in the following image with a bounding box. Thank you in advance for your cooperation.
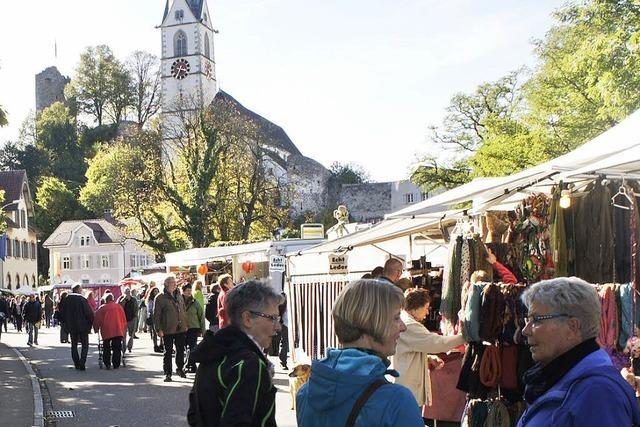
[20,210,26,228]
[15,274,20,288]
[22,241,28,259]
[103,278,111,284]
[30,242,36,260]
[81,279,90,285]
[6,238,12,257]
[204,33,210,59]
[174,9,184,20]
[32,274,36,286]
[13,239,20,258]
[62,256,71,270]
[101,255,110,268]
[81,254,90,269]
[174,30,188,57]
[24,275,29,287]
[6,274,10,290]
[404,193,415,204]
[421,192,429,201]
[79,236,90,247]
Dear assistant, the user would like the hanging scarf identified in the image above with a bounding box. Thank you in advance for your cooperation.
[522,338,599,404]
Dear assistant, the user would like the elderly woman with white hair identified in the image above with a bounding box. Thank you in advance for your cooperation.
[517,277,640,427]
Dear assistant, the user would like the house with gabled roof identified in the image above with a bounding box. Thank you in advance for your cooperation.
[0,170,38,290]
[43,212,156,285]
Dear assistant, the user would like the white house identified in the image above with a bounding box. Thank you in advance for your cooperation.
[0,170,38,290]
[43,213,155,285]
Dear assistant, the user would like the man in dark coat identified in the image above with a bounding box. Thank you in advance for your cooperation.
[118,288,138,353]
[59,284,94,370]
[0,294,10,341]
[22,294,42,346]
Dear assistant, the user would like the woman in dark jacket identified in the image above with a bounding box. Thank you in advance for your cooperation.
[55,292,69,343]
[44,294,54,328]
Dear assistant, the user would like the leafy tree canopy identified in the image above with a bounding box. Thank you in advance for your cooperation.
[330,162,371,185]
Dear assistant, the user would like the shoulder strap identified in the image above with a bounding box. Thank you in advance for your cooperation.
[345,379,388,427]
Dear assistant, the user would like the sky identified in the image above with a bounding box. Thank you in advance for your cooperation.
[0,0,560,182]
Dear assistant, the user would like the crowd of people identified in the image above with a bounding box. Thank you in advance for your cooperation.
[3,259,640,426]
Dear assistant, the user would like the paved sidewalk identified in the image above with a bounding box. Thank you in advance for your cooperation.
[0,341,38,427]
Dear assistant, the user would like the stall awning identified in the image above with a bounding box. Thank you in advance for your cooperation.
[165,241,274,267]
[291,210,461,256]
[389,109,640,218]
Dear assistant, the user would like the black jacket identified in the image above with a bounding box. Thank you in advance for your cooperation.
[204,292,219,326]
[187,326,277,427]
[0,298,9,317]
[119,296,138,322]
[22,300,42,323]
[59,293,94,334]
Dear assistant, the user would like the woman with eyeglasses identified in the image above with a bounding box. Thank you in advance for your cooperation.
[296,279,424,427]
[187,280,281,427]
[517,277,640,427]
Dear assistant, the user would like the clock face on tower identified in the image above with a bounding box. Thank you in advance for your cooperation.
[171,59,190,80]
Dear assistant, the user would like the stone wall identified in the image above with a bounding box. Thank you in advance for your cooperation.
[339,182,392,222]
[287,154,335,215]
[35,66,70,112]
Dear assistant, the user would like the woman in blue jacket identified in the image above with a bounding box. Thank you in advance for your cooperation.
[296,278,424,427]
[517,277,640,427]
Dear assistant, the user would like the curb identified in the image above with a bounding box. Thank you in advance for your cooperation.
[10,346,44,427]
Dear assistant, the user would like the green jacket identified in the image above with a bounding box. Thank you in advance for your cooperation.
[153,290,188,335]
[185,296,205,333]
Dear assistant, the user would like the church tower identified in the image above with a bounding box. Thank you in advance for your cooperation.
[160,0,217,140]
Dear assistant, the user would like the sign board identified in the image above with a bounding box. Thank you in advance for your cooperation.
[269,255,286,272]
[301,223,325,239]
[328,253,348,274]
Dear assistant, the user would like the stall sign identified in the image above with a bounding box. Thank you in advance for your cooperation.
[328,254,348,274]
[301,223,325,239]
[269,255,286,272]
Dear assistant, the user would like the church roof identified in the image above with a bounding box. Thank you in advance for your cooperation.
[163,0,204,22]
[212,91,302,157]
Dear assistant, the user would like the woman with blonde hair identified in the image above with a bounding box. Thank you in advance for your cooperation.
[296,279,424,427]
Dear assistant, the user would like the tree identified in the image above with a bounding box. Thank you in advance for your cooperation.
[0,190,6,234]
[525,1,640,154]
[127,51,161,128]
[329,162,370,185]
[34,177,89,236]
[67,45,130,126]
[0,106,7,127]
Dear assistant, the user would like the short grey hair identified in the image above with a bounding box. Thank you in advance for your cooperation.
[521,277,600,340]
[226,281,282,327]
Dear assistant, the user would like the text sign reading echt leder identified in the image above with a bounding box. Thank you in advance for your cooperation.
[328,254,348,274]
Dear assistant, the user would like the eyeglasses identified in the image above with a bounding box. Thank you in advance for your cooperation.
[524,313,569,327]
[249,310,280,324]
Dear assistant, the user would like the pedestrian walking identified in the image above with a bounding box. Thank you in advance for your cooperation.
[146,287,162,352]
[87,291,98,312]
[216,274,234,329]
[187,281,282,427]
[278,292,289,370]
[13,296,24,332]
[58,284,94,370]
[204,284,220,332]
[153,276,188,382]
[44,294,54,328]
[182,284,205,373]
[22,293,42,346]
[55,291,70,343]
[118,288,138,353]
[0,294,10,341]
[296,279,424,427]
[93,293,127,370]
[137,288,148,334]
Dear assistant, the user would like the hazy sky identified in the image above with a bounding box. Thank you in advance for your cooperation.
[0,0,559,182]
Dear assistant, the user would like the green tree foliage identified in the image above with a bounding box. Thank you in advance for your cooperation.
[66,45,132,126]
[329,162,370,185]
[0,190,6,234]
[415,1,640,191]
[34,177,89,236]
[0,106,7,127]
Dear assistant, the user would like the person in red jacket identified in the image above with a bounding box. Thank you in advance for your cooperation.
[93,294,127,370]
[486,248,518,284]
[216,274,235,329]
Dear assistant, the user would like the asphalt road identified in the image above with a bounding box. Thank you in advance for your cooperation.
[2,325,297,427]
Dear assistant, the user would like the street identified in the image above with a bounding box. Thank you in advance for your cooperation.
[1,325,297,427]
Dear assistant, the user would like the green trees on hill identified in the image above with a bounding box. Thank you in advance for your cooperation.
[413,1,640,191]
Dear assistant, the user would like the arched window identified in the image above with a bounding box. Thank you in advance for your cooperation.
[174,30,188,57]
[15,274,20,288]
[6,274,11,290]
[204,33,211,59]
[32,274,36,286]
[24,275,29,287]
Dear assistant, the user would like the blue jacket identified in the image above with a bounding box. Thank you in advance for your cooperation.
[517,349,640,427]
[296,348,424,427]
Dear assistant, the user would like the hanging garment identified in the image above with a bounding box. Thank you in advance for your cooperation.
[596,284,619,350]
[479,284,505,342]
[463,283,483,343]
[441,236,463,323]
[479,344,501,388]
[549,185,568,277]
[500,344,519,390]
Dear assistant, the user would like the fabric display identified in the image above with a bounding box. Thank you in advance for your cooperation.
[462,398,525,427]
[441,234,493,325]
[481,212,511,244]
[512,193,554,283]
[457,283,533,401]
